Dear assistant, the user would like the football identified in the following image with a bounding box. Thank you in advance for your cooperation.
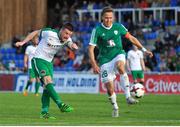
[130,83,145,98]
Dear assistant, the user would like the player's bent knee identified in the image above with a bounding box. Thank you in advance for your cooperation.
[116,62,126,74]
[43,76,53,85]
[118,67,126,74]
[105,82,114,96]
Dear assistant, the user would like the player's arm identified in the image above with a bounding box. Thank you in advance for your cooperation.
[126,52,131,72]
[24,54,28,72]
[88,28,100,74]
[88,45,100,74]
[125,32,153,57]
[140,58,146,71]
[24,47,30,72]
[15,30,40,47]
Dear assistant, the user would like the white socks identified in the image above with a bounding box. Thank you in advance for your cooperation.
[108,92,118,110]
[120,73,131,99]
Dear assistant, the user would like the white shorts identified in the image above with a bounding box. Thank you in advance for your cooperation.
[100,54,126,83]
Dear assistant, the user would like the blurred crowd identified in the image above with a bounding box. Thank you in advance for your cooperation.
[0,0,180,73]
[48,0,180,27]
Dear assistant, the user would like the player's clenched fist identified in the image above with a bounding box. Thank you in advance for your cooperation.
[71,43,79,50]
[15,41,24,47]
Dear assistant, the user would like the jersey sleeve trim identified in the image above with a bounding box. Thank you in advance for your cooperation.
[119,24,128,36]
[89,43,96,46]
[125,32,130,39]
[89,28,97,45]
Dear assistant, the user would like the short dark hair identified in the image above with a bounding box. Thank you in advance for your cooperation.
[62,22,74,31]
[101,6,114,16]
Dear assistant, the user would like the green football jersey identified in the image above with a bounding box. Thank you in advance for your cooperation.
[89,23,128,66]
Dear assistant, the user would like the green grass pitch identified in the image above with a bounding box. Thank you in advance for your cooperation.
[0,92,180,126]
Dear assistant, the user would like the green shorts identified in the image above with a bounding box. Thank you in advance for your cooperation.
[131,70,144,80]
[28,69,36,79]
[31,58,53,79]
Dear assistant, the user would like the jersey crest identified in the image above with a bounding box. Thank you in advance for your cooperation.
[114,30,118,35]
[102,33,105,36]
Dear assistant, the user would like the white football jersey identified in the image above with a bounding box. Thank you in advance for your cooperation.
[34,28,73,62]
[25,45,37,69]
[127,50,143,71]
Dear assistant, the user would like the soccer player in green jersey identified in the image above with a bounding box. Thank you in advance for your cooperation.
[23,35,40,97]
[89,7,153,117]
[16,23,78,119]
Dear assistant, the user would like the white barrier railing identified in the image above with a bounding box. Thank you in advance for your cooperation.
[77,7,179,24]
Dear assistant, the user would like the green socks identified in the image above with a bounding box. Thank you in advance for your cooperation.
[25,80,40,94]
[45,83,62,108]
[25,80,31,90]
[35,82,40,94]
[41,89,50,114]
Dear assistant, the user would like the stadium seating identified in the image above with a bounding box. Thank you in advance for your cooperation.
[144,32,158,40]
[0,48,24,70]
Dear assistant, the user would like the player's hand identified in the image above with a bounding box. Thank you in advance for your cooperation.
[145,50,153,58]
[15,41,24,47]
[71,43,78,50]
[92,64,100,74]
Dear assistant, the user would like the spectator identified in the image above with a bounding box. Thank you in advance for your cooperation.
[77,54,91,71]
[175,57,180,71]
[139,0,149,8]
[73,52,84,69]
[154,38,164,53]
[126,19,135,33]
[8,60,17,71]
[67,48,75,60]
[167,58,176,71]
[82,0,88,9]
[163,28,172,42]
[0,62,6,71]
[158,55,168,72]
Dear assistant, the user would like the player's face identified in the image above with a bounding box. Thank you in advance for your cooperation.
[60,28,73,42]
[102,12,114,27]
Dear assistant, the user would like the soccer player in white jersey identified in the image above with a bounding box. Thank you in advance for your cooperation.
[16,23,78,119]
[23,35,40,96]
[127,45,145,84]
[88,7,153,117]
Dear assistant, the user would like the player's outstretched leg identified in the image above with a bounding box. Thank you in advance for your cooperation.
[59,103,74,112]
[120,73,139,105]
[41,89,50,114]
[40,89,56,119]
[109,93,119,117]
[112,108,119,118]
[45,83,73,112]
